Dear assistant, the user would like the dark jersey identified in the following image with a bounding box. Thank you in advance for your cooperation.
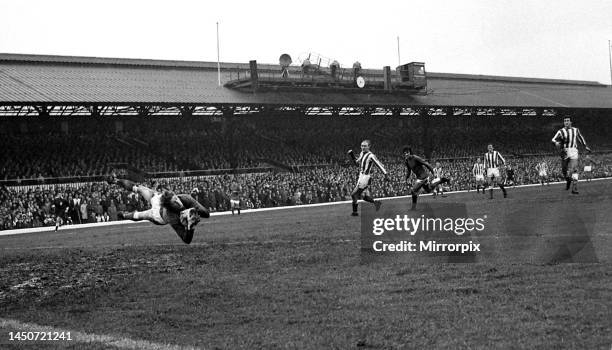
[230,183,241,201]
[405,155,433,180]
[53,198,69,217]
[165,194,210,244]
[506,168,515,180]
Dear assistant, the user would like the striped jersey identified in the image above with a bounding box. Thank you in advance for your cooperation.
[552,127,586,149]
[484,151,505,168]
[433,167,443,178]
[357,151,387,175]
[472,163,485,176]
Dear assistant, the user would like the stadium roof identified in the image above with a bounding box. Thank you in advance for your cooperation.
[1,53,612,109]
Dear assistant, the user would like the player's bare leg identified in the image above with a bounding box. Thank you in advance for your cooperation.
[117,210,157,222]
[567,159,579,194]
[54,216,62,231]
[570,161,580,194]
[109,175,184,211]
[499,182,507,198]
[427,177,450,199]
[409,179,428,210]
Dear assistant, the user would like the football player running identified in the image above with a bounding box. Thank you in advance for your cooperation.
[347,140,389,216]
[484,144,507,199]
[403,146,450,210]
[108,175,209,244]
[552,116,591,194]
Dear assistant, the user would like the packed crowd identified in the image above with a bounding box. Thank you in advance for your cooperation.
[2,152,611,230]
[1,113,611,181]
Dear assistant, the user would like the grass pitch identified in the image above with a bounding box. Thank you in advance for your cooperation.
[1,181,611,349]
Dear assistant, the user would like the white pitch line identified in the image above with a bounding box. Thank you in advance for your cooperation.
[0,318,203,350]
[0,238,358,251]
[1,177,610,237]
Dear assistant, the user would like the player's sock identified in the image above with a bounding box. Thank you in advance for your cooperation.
[565,177,571,190]
[231,209,234,215]
[499,184,507,197]
[119,211,135,220]
[489,188,493,199]
[238,208,241,215]
[352,202,358,214]
[411,193,418,210]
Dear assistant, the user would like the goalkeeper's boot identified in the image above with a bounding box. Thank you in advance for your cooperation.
[351,212,359,217]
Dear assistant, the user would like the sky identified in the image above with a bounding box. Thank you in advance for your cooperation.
[1,0,611,84]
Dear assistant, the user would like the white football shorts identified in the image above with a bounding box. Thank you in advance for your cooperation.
[487,168,500,179]
[357,174,371,189]
[134,192,166,225]
[564,147,579,160]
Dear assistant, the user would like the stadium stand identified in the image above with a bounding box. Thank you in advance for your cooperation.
[1,53,611,230]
